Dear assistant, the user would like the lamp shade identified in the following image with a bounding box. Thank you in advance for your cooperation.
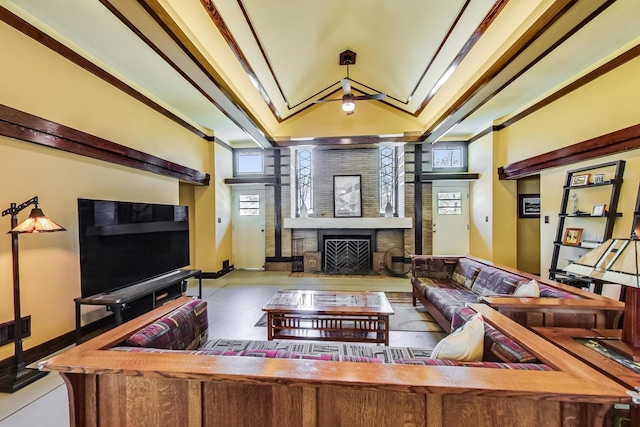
[564,238,640,288]
[10,208,66,234]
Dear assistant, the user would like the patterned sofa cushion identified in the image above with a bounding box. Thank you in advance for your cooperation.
[394,358,553,370]
[471,267,521,296]
[538,284,580,299]
[424,287,481,322]
[451,258,483,289]
[125,298,208,350]
[111,346,551,369]
[451,306,538,364]
[111,346,383,363]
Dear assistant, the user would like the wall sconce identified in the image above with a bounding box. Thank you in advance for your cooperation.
[0,196,65,392]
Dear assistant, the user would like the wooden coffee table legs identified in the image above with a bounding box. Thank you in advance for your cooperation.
[264,312,390,345]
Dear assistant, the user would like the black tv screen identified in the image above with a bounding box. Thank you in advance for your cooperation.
[78,198,190,298]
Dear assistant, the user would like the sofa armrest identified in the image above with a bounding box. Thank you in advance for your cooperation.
[482,296,624,329]
[482,297,624,310]
[411,255,460,279]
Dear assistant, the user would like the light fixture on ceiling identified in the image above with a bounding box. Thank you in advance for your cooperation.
[314,50,386,115]
[565,234,640,360]
[0,196,65,393]
[341,93,355,113]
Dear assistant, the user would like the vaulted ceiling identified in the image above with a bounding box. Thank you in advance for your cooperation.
[3,0,640,148]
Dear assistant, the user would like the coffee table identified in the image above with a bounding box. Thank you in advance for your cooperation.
[262,290,394,345]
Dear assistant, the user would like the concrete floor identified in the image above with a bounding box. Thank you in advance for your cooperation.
[0,270,445,426]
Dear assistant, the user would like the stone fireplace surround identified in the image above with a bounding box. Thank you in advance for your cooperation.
[284,218,413,275]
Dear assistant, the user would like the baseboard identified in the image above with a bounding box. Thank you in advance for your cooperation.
[0,315,114,378]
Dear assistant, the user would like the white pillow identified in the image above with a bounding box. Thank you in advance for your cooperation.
[430,313,484,361]
[513,279,540,297]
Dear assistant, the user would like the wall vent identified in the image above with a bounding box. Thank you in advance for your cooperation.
[0,316,31,346]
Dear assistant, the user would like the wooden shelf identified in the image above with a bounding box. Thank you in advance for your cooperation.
[549,161,625,284]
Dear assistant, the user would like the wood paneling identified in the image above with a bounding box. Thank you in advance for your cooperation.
[317,387,426,427]
[97,375,198,426]
[441,395,561,427]
[203,382,304,426]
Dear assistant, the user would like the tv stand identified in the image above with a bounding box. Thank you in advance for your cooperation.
[75,269,201,342]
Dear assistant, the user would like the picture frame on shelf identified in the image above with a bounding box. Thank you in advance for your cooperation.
[570,174,590,186]
[333,175,362,217]
[593,173,605,184]
[591,204,606,216]
[518,194,540,218]
[562,227,583,246]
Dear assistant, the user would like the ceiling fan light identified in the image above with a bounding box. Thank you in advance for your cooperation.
[342,93,355,113]
[341,100,355,113]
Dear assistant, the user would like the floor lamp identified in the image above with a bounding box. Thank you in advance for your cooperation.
[565,235,640,361]
[0,196,65,393]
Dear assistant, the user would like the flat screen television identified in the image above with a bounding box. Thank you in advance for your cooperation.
[78,198,190,298]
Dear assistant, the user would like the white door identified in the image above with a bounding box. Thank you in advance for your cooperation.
[232,187,266,269]
[431,183,469,255]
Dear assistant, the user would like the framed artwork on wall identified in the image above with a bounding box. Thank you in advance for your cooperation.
[562,227,583,246]
[334,175,362,217]
[518,194,540,218]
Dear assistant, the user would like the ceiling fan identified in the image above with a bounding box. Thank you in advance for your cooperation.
[314,50,386,115]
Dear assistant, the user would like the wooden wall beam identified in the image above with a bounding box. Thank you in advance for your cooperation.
[0,104,210,185]
[498,123,640,180]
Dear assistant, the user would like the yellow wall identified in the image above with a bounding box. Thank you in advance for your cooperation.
[517,176,541,274]
[494,51,640,279]
[214,144,234,268]
[0,21,219,359]
[468,133,494,261]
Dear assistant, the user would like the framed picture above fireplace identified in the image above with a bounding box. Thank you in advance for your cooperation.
[334,175,362,217]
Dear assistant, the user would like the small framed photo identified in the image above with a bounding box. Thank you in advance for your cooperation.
[593,174,605,184]
[562,227,583,246]
[570,174,590,186]
[518,194,540,218]
[592,204,606,216]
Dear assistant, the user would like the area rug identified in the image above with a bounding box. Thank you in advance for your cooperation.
[254,291,443,332]
[200,338,432,363]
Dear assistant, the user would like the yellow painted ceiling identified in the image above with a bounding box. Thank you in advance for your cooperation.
[4,0,640,147]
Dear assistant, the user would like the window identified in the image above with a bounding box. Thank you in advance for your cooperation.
[379,146,396,216]
[433,147,463,168]
[295,148,313,216]
[437,192,462,215]
[235,150,264,175]
[238,194,260,216]
[432,142,468,172]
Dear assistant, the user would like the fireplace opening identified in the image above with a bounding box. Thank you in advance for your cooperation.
[322,234,372,274]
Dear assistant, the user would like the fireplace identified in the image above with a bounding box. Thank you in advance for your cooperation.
[319,230,375,274]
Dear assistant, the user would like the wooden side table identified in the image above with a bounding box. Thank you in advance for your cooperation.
[534,327,639,425]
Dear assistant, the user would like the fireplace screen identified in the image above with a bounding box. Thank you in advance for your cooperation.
[324,239,371,274]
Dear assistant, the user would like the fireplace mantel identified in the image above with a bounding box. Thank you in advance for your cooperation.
[283,218,412,229]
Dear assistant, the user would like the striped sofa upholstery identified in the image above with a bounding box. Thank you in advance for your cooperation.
[125,298,208,350]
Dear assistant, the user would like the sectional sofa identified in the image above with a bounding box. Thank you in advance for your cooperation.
[411,255,624,332]
[41,296,629,426]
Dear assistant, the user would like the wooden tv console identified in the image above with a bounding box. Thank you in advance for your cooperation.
[74,269,201,342]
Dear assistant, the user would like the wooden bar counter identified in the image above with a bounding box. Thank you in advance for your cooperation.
[41,297,630,427]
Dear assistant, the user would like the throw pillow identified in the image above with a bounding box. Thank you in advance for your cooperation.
[430,313,484,362]
[513,279,540,297]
